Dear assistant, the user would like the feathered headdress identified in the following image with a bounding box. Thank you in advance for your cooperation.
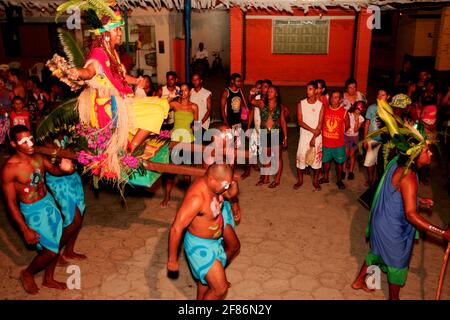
[56,0,123,35]
[364,98,431,174]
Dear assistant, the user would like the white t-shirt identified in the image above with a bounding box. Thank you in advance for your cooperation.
[345,113,365,137]
[195,49,209,60]
[162,85,179,125]
[190,87,212,129]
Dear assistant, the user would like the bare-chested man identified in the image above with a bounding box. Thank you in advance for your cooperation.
[1,125,75,294]
[167,164,238,300]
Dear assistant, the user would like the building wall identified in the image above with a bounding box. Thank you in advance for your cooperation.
[191,9,230,69]
[0,23,52,78]
[244,9,356,86]
[131,8,230,83]
[395,10,441,72]
[395,14,416,71]
[128,8,175,84]
[413,18,441,57]
[435,6,450,71]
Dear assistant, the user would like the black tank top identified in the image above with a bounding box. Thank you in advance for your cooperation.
[226,87,244,126]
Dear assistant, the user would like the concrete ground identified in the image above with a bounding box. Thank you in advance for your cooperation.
[0,125,449,300]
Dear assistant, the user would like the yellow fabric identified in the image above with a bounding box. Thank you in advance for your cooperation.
[171,111,195,143]
[131,97,169,134]
[89,93,169,136]
[91,96,112,128]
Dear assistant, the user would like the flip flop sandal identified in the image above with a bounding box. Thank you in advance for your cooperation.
[268,181,279,188]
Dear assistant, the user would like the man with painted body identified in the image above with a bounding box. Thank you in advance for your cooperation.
[167,164,238,300]
[1,125,75,294]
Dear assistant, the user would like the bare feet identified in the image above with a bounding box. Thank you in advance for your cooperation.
[241,171,250,180]
[58,255,69,266]
[255,178,269,186]
[20,270,39,295]
[351,279,375,293]
[268,181,280,189]
[160,199,170,208]
[293,181,303,190]
[42,279,67,290]
[63,252,87,261]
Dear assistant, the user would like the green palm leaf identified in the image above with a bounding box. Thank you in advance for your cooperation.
[85,8,102,29]
[86,0,118,21]
[56,0,88,22]
[57,28,85,68]
[36,98,79,142]
[56,0,117,24]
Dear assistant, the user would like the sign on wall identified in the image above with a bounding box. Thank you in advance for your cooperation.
[272,19,329,54]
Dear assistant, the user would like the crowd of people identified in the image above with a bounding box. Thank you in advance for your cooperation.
[1,0,450,300]
[0,64,70,147]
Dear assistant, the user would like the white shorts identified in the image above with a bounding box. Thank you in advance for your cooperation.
[364,140,381,167]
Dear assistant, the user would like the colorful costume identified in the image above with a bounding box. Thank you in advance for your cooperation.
[184,201,234,285]
[46,172,86,227]
[51,1,169,181]
[361,98,432,286]
[78,47,169,173]
[365,160,417,285]
[19,193,63,254]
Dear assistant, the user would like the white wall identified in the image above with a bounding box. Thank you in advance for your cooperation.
[128,8,174,84]
[127,8,230,82]
[191,9,230,69]
[413,18,441,57]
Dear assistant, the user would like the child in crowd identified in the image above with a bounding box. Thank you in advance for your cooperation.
[344,101,366,180]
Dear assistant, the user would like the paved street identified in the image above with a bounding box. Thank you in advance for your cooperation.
[1,129,449,300]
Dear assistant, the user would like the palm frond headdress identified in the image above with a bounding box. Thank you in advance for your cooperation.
[364,97,432,174]
[56,0,123,36]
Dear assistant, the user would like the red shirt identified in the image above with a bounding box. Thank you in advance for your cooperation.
[322,106,346,148]
[320,95,329,109]
[10,111,31,129]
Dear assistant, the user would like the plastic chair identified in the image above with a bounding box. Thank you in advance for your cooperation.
[8,61,21,71]
[29,62,45,82]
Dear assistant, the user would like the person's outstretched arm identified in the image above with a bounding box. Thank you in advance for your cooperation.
[69,64,96,81]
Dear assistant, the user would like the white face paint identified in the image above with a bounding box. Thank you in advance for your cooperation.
[220,181,231,190]
[17,136,34,147]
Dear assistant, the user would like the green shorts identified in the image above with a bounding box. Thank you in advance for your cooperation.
[365,251,409,286]
[322,146,346,164]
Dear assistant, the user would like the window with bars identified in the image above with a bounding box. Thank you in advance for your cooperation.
[272,19,329,54]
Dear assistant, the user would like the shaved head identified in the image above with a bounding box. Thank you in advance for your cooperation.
[206,164,233,181]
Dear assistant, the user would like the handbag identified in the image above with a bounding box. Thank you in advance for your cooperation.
[305,147,316,166]
[240,104,249,121]
[240,89,250,121]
